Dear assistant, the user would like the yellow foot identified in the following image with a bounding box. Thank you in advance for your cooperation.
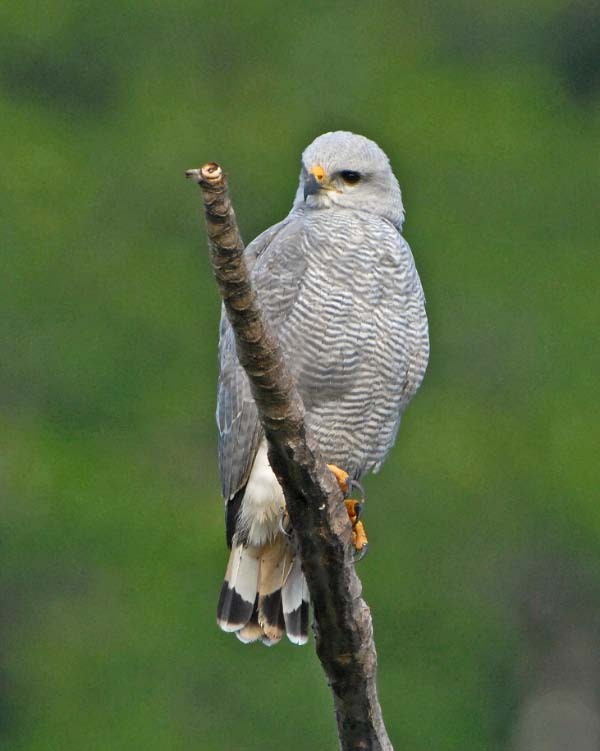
[345,500,368,553]
[327,463,349,495]
[344,498,361,525]
[328,465,368,559]
[353,521,368,554]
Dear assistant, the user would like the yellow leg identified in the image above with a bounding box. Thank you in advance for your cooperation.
[344,498,361,525]
[328,465,369,555]
[345,500,368,551]
[327,463,349,495]
[353,521,368,552]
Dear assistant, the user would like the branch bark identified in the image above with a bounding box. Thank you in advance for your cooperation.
[186,162,394,751]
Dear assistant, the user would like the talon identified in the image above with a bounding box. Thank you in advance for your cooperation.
[347,478,366,503]
[329,465,369,560]
[352,520,369,562]
[278,508,292,537]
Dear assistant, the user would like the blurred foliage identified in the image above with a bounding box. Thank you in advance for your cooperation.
[1,2,599,750]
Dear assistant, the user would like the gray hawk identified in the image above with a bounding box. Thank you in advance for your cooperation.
[216,131,429,645]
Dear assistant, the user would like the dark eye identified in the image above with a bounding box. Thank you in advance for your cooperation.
[340,170,361,185]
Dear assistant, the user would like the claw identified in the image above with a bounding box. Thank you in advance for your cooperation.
[327,465,366,503]
[278,508,292,538]
[352,541,369,563]
[347,478,365,503]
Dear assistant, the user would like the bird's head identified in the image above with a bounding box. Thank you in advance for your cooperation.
[293,131,405,229]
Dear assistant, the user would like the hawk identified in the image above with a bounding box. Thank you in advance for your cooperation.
[216,131,429,645]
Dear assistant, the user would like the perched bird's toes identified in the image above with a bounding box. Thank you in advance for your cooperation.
[327,463,349,496]
[345,501,369,562]
[344,499,361,525]
[352,520,369,562]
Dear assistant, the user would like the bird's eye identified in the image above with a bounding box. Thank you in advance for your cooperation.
[340,170,361,185]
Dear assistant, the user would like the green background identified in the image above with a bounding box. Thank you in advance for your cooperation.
[2,2,599,749]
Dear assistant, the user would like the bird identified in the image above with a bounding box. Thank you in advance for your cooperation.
[216,131,429,646]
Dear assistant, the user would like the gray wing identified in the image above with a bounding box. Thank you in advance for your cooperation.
[216,313,261,501]
[216,217,307,500]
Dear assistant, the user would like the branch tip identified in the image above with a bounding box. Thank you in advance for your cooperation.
[185,163,224,186]
[201,161,223,181]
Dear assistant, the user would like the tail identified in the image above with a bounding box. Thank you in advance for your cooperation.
[216,535,309,646]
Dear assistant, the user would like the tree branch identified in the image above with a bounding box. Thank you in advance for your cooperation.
[186,162,394,751]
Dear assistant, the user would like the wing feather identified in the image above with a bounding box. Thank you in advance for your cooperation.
[216,216,306,503]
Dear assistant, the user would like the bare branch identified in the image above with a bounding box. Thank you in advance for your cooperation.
[186,163,394,751]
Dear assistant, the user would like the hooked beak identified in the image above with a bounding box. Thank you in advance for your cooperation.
[303,173,321,200]
[303,164,329,201]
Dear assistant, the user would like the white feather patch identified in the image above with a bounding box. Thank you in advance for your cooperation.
[281,556,308,644]
[238,439,285,546]
[227,544,260,602]
[281,555,304,616]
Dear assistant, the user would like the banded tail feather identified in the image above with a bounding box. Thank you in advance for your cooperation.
[216,544,260,632]
[217,535,310,646]
[282,555,310,645]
